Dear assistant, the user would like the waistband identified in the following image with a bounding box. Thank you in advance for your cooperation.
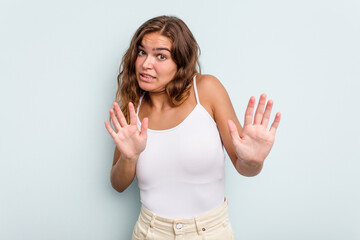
[138,197,229,234]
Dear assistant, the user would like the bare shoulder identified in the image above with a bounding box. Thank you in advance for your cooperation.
[196,74,231,118]
[196,74,225,92]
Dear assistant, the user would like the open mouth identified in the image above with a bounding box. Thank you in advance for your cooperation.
[139,73,156,82]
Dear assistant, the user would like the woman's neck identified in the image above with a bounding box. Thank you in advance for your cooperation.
[147,91,173,111]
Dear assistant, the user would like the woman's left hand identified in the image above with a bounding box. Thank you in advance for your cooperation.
[227,94,281,170]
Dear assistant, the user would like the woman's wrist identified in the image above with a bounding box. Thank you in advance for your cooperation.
[120,152,140,163]
[235,158,263,177]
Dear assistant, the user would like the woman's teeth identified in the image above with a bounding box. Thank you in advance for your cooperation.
[142,74,155,79]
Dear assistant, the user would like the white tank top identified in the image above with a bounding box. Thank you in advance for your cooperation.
[136,75,225,218]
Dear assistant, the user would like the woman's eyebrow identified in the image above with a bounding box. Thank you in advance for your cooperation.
[138,44,171,52]
[153,47,171,52]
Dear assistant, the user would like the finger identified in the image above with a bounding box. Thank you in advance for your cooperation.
[113,102,127,127]
[227,120,240,142]
[244,96,255,126]
[254,93,267,125]
[129,102,137,125]
[270,112,281,135]
[140,117,148,138]
[104,121,117,139]
[109,109,121,132]
[261,99,273,128]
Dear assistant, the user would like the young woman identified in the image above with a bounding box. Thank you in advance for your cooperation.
[105,15,281,240]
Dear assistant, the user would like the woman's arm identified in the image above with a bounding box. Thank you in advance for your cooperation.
[196,75,280,176]
[110,148,137,192]
[105,102,148,192]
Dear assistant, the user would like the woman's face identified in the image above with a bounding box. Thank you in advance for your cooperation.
[135,32,177,93]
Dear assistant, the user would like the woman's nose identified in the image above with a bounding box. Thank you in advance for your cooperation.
[142,56,154,69]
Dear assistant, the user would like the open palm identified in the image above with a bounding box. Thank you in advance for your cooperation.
[105,102,148,161]
[228,94,281,165]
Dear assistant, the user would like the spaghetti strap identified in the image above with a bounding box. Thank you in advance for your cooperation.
[193,75,200,104]
[137,94,145,114]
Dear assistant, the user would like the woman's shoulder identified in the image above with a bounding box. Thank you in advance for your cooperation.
[195,74,231,119]
[196,74,222,88]
[196,74,229,104]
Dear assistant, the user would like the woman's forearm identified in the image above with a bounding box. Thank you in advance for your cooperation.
[110,155,137,192]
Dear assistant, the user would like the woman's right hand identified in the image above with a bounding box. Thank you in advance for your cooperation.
[104,102,148,161]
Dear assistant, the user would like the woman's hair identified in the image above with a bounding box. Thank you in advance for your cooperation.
[114,15,201,123]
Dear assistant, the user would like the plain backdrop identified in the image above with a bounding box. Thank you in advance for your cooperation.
[1,0,359,239]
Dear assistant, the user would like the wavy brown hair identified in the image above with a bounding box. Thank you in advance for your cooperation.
[114,15,201,123]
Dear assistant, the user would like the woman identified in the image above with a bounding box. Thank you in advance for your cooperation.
[105,15,281,240]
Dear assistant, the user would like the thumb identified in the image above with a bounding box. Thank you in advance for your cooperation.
[227,120,240,142]
[140,117,148,138]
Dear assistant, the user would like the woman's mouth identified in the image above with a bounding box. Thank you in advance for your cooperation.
[139,73,156,82]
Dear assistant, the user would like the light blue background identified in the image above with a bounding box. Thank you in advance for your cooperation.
[1,0,359,239]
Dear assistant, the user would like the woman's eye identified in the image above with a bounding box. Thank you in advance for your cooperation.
[157,54,166,60]
[138,50,146,55]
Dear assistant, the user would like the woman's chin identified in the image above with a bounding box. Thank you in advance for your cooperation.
[138,81,152,91]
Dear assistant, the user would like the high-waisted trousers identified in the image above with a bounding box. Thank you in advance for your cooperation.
[131,198,234,240]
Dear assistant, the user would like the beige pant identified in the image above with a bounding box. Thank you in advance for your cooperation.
[131,198,234,240]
